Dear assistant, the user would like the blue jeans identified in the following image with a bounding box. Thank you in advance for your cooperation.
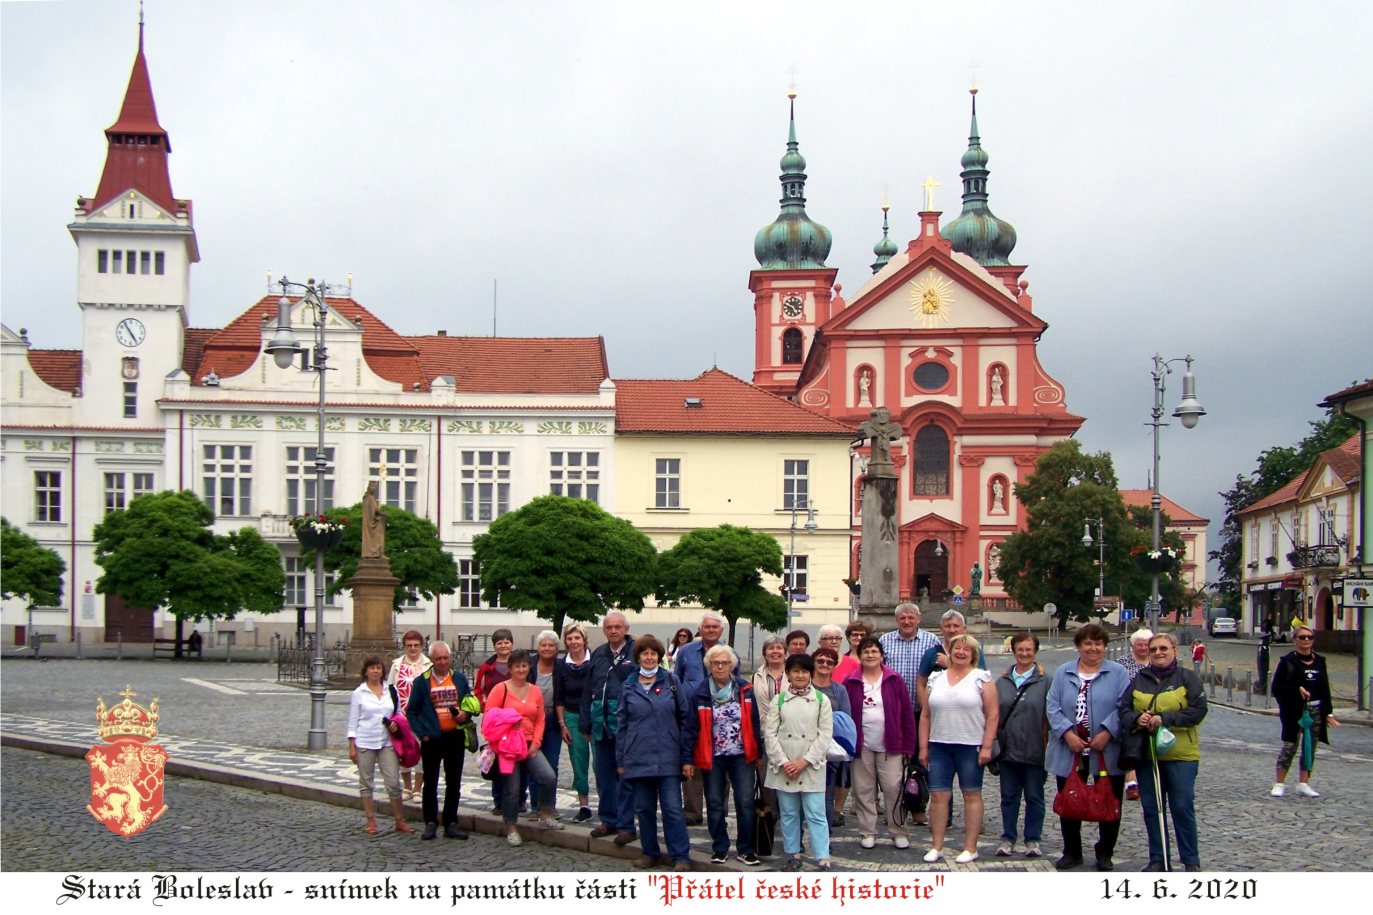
[524,711,562,807]
[998,760,1047,843]
[704,754,756,857]
[777,790,830,861]
[631,775,691,862]
[1138,759,1200,867]
[502,750,557,824]
[592,734,635,831]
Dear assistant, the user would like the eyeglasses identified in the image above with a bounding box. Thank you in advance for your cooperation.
[1148,646,1173,654]
[1294,635,1314,641]
[819,635,842,642]
[814,659,836,666]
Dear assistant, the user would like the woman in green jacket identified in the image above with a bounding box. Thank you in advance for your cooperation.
[1119,632,1207,872]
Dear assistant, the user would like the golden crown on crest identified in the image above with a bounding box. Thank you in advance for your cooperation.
[95,686,160,741]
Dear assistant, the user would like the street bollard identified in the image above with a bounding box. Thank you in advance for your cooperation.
[76,630,83,660]
[1225,666,1234,703]
[1208,662,1216,698]
[117,631,123,661]
[1244,670,1253,707]
[226,640,232,664]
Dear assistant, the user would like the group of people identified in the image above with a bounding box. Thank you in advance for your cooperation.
[342,609,1341,873]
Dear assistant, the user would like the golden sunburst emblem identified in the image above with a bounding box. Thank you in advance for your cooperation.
[907,273,954,328]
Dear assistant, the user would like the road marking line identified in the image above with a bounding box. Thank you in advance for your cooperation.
[180,677,248,695]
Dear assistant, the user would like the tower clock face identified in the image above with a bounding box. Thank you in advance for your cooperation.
[782,295,804,318]
[115,318,146,347]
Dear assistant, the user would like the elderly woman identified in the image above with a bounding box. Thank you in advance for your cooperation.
[765,653,834,871]
[753,636,788,704]
[617,634,693,871]
[554,622,593,823]
[1271,623,1341,798]
[683,644,762,866]
[812,646,853,827]
[1118,628,1154,801]
[1120,631,1208,872]
[785,630,812,656]
[486,649,562,844]
[1046,623,1131,872]
[348,655,412,835]
[386,630,431,800]
[920,634,997,863]
[836,619,872,683]
[843,636,915,851]
[994,631,1049,858]
[522,630,563,815]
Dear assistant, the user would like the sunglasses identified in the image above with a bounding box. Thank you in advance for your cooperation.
[1294,635,1314,641]
[814,659,836,666]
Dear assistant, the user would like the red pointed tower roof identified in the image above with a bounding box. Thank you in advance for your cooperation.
[86,20,182,216]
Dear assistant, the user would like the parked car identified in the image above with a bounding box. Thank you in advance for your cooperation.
[1209,616,1238,638]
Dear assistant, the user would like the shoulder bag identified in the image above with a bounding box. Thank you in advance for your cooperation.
[1052,750,1120,823]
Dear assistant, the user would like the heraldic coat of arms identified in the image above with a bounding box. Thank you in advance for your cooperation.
[86,686,169,837]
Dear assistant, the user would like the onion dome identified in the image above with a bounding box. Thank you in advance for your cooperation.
[754,93,833,270]
[871,199,898,273]
[940,89,1017,267]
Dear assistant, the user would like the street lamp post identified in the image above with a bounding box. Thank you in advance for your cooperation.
[1082,516,1106,603]
[787,498,817,628]
[265,276,334,750]
[1147,354,1206,631]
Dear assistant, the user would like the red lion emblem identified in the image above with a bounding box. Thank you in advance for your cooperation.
[87,687,169,837]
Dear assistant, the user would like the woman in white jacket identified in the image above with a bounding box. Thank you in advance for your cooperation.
[764,653,834,871]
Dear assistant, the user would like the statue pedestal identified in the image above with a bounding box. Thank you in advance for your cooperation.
[341,557,400,682]
[859,475,901,616]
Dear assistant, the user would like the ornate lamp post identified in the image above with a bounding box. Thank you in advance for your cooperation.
[265,276,335,750]
[787,498,817,628]
[1147,354,1206,630]
[1082,516,1106,602]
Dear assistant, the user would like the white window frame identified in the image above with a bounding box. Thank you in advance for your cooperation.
[550,450,600,503]
[35,470,62,522]
[654,457,681,509]
[104,472,127,515]
[368,446,419,513]
[202,444,253,517]
[285,446,336,517]
[784,554,809,596]
[460,450,511,522]
[783,458,809,510]
[284,556,308,607]
[131,472,155,501]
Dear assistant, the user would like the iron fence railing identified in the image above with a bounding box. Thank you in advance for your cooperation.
[276,645,350,685]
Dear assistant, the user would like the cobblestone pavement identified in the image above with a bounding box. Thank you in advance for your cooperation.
[2,747,625,873]
[4,658,1372,872]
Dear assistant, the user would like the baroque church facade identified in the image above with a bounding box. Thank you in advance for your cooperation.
[749,92,1085,607]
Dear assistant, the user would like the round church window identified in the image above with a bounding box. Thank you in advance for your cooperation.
[913,362,950,392]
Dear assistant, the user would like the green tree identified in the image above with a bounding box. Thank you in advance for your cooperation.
[1209,406,1360,605]
[472,495,656,633]
[309,503,458,610]
[655,524,788,645]
[1118,504,1187,618]
[1,517,66,607]
[995,441,1137,627]
[93,490,284,651]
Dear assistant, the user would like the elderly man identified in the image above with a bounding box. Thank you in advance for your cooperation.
[406,641,474,841]
[581,611,639,844]
[672,611,734,824]
[879,603,940,711]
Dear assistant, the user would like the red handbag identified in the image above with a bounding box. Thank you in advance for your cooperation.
[1053,751,1121,823]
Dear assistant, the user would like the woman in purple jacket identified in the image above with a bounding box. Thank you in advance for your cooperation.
[844,637,917,851]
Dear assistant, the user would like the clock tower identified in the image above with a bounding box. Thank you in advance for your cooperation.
[749,93,836,397]
[69,19,198,425]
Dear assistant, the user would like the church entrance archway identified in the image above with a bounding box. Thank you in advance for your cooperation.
[913,539,948,601]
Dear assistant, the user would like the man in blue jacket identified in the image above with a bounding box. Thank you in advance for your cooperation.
[581,611,638,843]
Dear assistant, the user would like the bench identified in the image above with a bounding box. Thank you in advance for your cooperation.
[152,638,181,659]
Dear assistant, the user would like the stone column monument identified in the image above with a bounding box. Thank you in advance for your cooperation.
[342,481,401,681]
[856,407,903,627]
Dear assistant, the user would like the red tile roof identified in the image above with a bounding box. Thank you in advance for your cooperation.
[411,336,609,394]
[1240,435,1361,515]
[1119,490,1208,524]
[615,369,856,435]
[181,328,215,380]
[26,350,82,393]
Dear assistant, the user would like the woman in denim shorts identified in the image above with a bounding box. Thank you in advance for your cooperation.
[918,634,998,863]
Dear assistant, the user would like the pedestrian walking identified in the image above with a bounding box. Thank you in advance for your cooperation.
[1271,624,1341,798]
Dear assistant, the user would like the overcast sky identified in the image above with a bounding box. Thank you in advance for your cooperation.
[4,0,1370,582]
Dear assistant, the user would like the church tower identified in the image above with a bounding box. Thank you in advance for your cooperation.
[749,93,837,396]
[68,17,197,425]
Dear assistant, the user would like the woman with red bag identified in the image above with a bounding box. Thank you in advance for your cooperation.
[1045,624,1131,872]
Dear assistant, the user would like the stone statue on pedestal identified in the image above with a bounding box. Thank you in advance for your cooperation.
[856,405,904,617]
[362,481,386,559]
[970,562,982,599]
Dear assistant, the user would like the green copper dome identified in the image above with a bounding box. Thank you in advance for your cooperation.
[871,203,897,273]
[754,96,832,270]
[941,89,1017,267]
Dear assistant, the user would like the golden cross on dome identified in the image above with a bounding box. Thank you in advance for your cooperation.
[922,176,940,212]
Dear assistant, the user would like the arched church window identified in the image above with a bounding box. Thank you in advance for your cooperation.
[782,327,804,364]
[912,424,949,496]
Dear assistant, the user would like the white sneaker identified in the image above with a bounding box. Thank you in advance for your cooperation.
[923,847,943,863]
[506,832,523,847]
[1024,840,1042,857]
[1270,783,1286,797]
[539,817,565,830]
[860,835,876,849]
[1296,783,1320,798]
[996,841,1014,857]
[955,850,979,864]
[893,836,910,850]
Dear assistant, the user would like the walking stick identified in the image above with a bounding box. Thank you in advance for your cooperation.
[1150,728,1171,872]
